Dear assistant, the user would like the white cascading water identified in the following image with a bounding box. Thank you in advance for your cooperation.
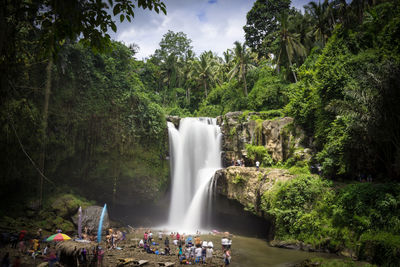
[167,117,222,233]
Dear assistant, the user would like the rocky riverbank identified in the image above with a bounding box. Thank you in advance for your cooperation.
[0,230,233,267]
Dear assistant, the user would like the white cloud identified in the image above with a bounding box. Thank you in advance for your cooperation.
[110,0,256,59]
[111,0,309,59]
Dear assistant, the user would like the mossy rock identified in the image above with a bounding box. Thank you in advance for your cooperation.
[58,220,75,233]
[50,194,92,218]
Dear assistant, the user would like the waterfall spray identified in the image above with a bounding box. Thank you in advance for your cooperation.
[167,118,222,232]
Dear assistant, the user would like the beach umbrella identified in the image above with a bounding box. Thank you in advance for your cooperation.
[46,233,71,242]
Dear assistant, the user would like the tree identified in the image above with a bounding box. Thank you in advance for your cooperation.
[190,51,216,98]
[215,49,234,85]
[0,0,167,208]
[243,0,291,57]
[153,30,193,63]
[229,41,255,96]
[305,0,333,46]
[276,12,307,82]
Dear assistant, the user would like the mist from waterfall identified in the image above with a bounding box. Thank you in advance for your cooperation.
[167,118,222,233]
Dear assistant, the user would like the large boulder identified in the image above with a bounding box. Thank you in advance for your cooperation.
[72,206,109,233]
[214,166,294,219]
[50,194,91,218]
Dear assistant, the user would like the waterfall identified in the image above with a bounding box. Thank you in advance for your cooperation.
[167,118,222,233]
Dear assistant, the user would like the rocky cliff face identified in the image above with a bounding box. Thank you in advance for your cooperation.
[216,112,312,167]
[214,166,294,219]
[166,115,180,128]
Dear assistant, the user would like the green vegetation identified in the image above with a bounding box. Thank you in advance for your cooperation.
[232,174,247,185]
[246,144,274,167]
[0,192,93,234]
[1,0,400,265]
[135,0,400,182]
[0,0,169,210]
[302,257,376,267]
[262,176,400,265]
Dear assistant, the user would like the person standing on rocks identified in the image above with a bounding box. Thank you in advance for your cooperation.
[223,249,231,266]
[206,243,213,264]
[158,231,163,240]
[221,236,228,250]
[97,246,104,267]
[256,160,260,170]
[195,245,202,263]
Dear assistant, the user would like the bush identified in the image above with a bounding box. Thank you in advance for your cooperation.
[247,66,289,111]
[261,175,334,242]
[246,144,274,167]
[232,174,246,185]
[359,231,400,266]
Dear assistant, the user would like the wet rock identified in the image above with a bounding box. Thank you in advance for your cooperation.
[72,205,110,233]
[261,117,294,161]
[214,167,294,219]
[166,115,180,129]
[270,240,303,250]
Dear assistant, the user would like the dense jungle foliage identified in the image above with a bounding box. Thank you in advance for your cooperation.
[263,174,400,265]
[1,0,399,264]
[0,0,169,212]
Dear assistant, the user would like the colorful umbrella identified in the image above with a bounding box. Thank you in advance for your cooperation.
[46,233,71,242]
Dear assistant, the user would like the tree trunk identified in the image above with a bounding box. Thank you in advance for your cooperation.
[287,52,298,83]
[39,56,53,208]
[243,66,248,96]
[203,79,207,98]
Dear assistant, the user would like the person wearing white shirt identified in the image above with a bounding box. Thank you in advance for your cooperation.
[221,237,228,249]
[206,246,213,264]
[195,246,202,263]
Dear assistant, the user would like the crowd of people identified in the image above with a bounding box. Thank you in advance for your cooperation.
[138,230,232,266]
[231,158,245,167]
[1,228,234,266]
[105,228,126,250]
[0,229,61,267]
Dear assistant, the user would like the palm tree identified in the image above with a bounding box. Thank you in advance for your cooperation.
[190,51,216,98]
[291,10,314,54]
[305,0,331,46]
[214,49,234,86]
[229,41,254,96]
[276,12,307,82]
[160,54,178,89]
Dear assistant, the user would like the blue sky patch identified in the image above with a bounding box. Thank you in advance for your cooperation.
[197,11,206,22]
[208,0,217,4]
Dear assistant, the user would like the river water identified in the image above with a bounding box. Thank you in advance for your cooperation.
[191,233,339,267]
[229,235,331,267]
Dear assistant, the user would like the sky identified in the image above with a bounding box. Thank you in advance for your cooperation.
[110,0,311,60]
